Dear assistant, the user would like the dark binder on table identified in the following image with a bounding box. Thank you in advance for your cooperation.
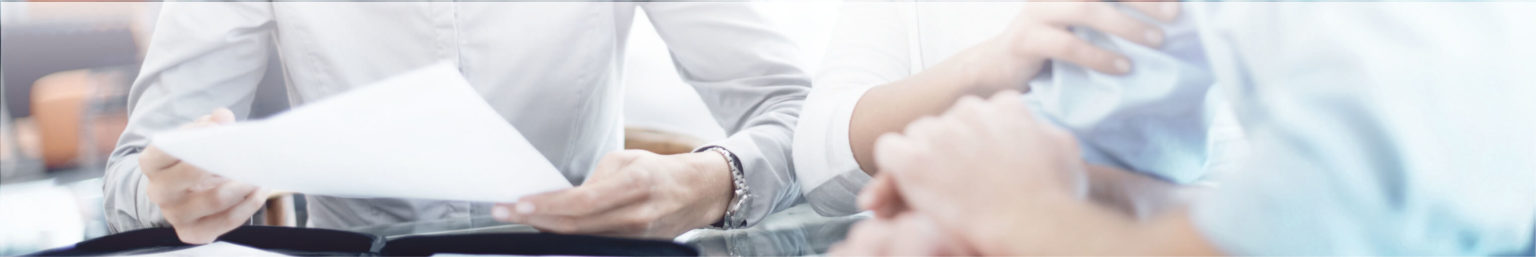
[26,226,698,256]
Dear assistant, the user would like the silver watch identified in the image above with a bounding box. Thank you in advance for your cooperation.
[697,145,749,229]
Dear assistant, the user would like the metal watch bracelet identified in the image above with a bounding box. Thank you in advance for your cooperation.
[697,145,749,229]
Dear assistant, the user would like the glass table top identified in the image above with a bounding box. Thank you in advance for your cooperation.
[340,204,866,256]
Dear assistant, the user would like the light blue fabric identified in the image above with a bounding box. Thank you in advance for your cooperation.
[1185,3,1536,255]
[1027,5,1215,184]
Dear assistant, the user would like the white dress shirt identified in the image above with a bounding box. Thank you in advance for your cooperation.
[793,2,1237,216]
[104,2,809,232]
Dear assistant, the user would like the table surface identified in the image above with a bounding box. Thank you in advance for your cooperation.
[341,204,866,256]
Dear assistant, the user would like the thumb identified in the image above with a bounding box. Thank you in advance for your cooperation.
[209,108,237,125]
[859,174,906,218]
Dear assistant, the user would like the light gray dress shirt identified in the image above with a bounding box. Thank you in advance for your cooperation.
[105,2,807,233]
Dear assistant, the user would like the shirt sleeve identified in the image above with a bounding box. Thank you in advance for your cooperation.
[103,1,274,233]
[1186,3,1536,255]
[639,3,812,227]
[1189,87,1536,255]
[792,2,915,217]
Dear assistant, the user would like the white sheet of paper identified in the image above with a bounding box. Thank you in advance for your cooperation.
[152,63,572,203]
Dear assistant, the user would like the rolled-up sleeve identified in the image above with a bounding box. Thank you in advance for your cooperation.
[640,3,811,227]
[104,1,273,233]
[792,3,914,217]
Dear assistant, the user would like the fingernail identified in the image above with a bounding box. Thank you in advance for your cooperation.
[1144,30,1163,46]
[492,206,510,220]
[515,202,536,214]
[1114,59,1132,73]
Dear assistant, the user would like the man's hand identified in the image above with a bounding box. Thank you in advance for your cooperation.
[863,90,1087,216]
[860,91,1093,254]
[493,150,732,239]
[141,108,266,244]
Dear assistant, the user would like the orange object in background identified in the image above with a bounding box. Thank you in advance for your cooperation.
[624,127,706,155]
[29,69,130,169]
[31,70,91,168]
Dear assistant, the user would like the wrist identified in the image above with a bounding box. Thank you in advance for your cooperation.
[952,42,998,95]
[681,151,733,225]
[947,37,1024,96]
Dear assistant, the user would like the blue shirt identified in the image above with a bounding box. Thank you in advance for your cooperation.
[1186,2,1536,255]
[1028,3,1220,184]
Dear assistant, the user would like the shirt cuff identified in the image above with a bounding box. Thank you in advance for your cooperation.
[103,153,170,233]
[791,83,876,216]
[698,132,799,228]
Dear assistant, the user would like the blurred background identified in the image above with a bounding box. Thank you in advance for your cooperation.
[0,1,841,254]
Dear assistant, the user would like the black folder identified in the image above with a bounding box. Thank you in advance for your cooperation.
[26,226,698,256]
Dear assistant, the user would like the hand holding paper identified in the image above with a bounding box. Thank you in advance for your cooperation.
[140,108,266,244]
[151,63,572,203]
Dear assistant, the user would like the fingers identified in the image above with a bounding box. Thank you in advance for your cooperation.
[176,187,264,245]
[179,180,260,220]
[1021,28,1133,75]
[826,243,863,257]
[871,133,921,180]
[872,132,950,215]
[209,108,236,125]
[1009,1,1179,75]
[982,91,1034,134]
[150,107,251,245]
[1121,1,1181,22]
[946,96,996,122]
[503,177,647,218]
[1029,2,1164,47]
[498,197,667,236]
[198,188,266,234]
[886,213,963,255]
[173,223,222,245]
[501,151,650,217]
[857,174,905,218]
[982,90,1072,154]
[510,214,588,234]
[987,90,1029,115]
[889,118,952,185]
[944,95,1005,142]
[834,219,896,256]
[493,151,654,229]
[831,214,964,256]
[512,208,649,235]
[172,184,262,244]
